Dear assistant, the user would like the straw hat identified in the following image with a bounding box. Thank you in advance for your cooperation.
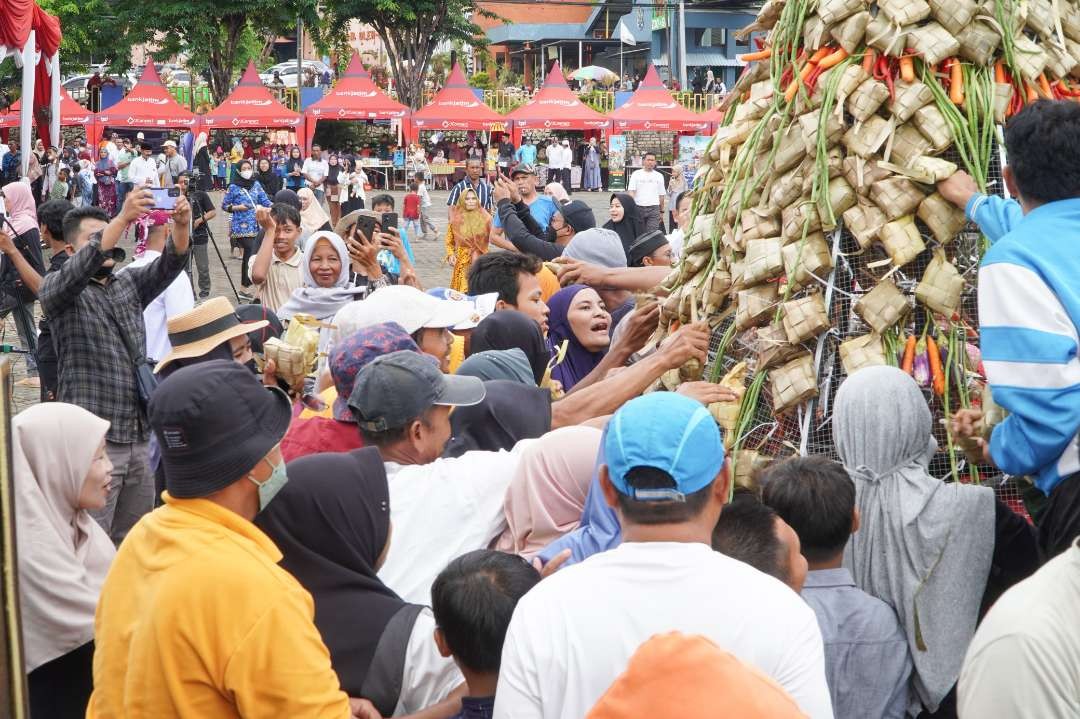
[155,297,268,373]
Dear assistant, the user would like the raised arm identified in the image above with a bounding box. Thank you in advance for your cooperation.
[250,208,277,286]
[0,231,44,295]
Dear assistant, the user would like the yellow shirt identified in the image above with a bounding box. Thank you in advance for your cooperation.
[250,249,303,313]
[88,494,351,719]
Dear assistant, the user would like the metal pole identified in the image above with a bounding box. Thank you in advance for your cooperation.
[297,17,304,99]
[678,0,688,89]
[578,40,583,68]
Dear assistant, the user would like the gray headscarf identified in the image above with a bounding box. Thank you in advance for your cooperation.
[561,228,627,269]
[456,348,535,386]
[834,366,994,714]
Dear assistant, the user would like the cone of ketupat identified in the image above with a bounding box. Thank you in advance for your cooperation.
[659,0,1074,479]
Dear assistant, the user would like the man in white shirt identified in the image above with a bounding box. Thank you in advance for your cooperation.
[627,151,667,233]
[121,211,194,362]
[557,139,573,195]
[159,140,187,188]
[349,350,519,605]
[302,145,330,204]
[958,538,1080,717]
[127,143,161,188]
[494,392,833,719]
[105,133,120,163]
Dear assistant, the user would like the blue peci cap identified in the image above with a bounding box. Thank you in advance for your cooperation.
[605,393,724,501]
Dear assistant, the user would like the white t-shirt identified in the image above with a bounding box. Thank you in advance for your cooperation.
[302,157,329,187]
[494,541,833,719]
[121,249,195,362]
[128,156,161,188]
[958,541,1080,717]
[395,608,464,716]
[546,146,563,170]
[377,447,526,605]
[627,168,666,207]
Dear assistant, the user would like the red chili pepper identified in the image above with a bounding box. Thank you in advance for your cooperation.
[754,36,766,51]
[804,64,826,93]
[874,55,896,101]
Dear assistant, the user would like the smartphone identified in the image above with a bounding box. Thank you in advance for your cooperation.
[381,212,398,231]
[354,214,377,242]
[150,186,181,210]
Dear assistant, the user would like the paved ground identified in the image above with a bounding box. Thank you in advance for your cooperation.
[2,187,617,410]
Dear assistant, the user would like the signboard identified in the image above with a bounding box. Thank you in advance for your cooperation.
[607,134,627,190]
[677,135,711,181]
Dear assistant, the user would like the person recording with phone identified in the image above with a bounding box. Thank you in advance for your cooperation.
[0,182,48,381]
[39,186,193,546]
[369,194,416,283]
[176,171,216,298]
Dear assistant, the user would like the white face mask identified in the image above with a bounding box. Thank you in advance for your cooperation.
[239,169,253,180]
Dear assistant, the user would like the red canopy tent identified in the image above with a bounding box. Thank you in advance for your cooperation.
[91,62,199,147]
[507,62,609,144]
[608,65,711,134]
[0,0,62,162]
[410,63,508,139]
[202,61,303,137]
[0,87,93,129]
[304,53,409,150]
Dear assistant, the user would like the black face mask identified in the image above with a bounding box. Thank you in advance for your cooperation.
[545,224,559,243]
[92,263,115,280]
[244,358,258,374]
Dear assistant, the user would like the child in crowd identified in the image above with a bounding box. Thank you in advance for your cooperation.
[369,194,416,279]
[711,491,807,594]
[431,550,541,719]
[761,456,912,719]
[249,203,304,313]
[415,170,436,239]
[403,182,422,239]
[49,167,71,201]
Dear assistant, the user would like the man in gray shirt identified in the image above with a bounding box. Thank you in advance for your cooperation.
[762,456,913,719]
[160,140,188,188]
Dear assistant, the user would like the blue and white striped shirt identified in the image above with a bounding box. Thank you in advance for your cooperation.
[967,194,1080,494]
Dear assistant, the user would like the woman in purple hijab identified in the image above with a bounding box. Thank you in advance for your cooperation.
[545,284,612,392]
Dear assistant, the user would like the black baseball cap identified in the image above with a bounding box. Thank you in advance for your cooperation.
[511,163,537,177]
[149,360,292,498]
[348,350,486,432]
[560,200,596,233]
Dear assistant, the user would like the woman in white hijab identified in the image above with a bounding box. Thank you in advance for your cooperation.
[14,403,115,718]
[834,366,1037,717]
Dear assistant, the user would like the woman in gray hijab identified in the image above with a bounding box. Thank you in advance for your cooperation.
[834,366,1037,717]
[456,348,535,385]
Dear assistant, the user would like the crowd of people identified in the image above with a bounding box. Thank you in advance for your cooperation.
[0,98,1079,719]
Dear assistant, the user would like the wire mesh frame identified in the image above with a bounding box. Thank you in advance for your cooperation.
[704,138,1030,514]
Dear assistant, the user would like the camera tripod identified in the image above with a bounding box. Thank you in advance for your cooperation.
[188,173,242,304]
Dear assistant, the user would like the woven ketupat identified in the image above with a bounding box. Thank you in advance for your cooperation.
[879,215,927,266]
[915,250,966,316]
[842,115,891,158]
[840,333,889,374]
[743,238,785,285]
[918,192,968,243]
[871,177,927,220]
[848,77,891,122]
[878,0,931,24]
[782,293,831,344]
[783,231,833,290]
[853,276,911,332]
[914,104,954,152]
[736,283,780,329]
[906,22,960,65]
[771,353,819,413]
[844,201,889,249]
[928,0,977,35]
[756,321,803,369]
[888,123,935,167]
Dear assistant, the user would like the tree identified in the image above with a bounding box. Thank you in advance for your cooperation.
[118,0,319,105]
[316,0,497,110]
[40,0,318,104]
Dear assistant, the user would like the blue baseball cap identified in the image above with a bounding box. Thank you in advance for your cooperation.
[605,393,724,501]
